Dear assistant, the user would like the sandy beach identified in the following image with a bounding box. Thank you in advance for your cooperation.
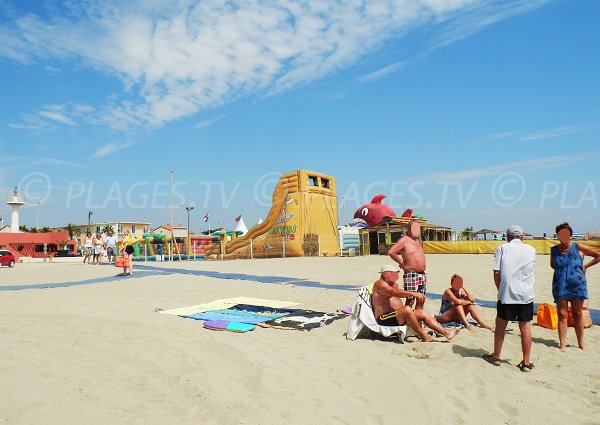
[1,254,599,424]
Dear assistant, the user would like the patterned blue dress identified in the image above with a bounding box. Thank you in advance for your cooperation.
[551,242,588,302]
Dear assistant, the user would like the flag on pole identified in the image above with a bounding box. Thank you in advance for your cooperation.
[234,215,241,222]
[203,213,209,222]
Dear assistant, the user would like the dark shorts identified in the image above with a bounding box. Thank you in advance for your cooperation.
[376,311,402,326]
[107,247,115,256]
[496,301,534,322]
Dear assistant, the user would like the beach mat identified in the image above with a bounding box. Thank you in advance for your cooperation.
[158,297,299,316]
[203,320,256,332]
[188,307,291,325]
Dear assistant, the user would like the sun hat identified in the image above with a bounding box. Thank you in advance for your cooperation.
[380,264,400,273]
[507,225,524,237]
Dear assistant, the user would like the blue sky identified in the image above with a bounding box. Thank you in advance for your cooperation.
[0,0,598,235]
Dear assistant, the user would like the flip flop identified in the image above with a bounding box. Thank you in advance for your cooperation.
[483,353,501,366]
[517,361,534,372]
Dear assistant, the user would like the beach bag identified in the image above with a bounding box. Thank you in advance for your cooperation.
[536,303,558,330]
[567,304,593,328]
[115,257,128,267]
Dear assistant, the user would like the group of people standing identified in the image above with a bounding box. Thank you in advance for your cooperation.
[82,230,118,265]
[80,229,136,275]
[371,220,599,373]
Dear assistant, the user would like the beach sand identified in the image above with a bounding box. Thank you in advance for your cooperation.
[1,254,599,424]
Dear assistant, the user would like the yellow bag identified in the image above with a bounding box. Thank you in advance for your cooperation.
[536,303,558,330]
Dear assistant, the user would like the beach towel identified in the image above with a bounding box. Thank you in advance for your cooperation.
[263,310,347,331]
[203,320,257,332]
[346,286,407,341]
[187,305,294,325]
[158,297,299,316]
[437,319,478,329]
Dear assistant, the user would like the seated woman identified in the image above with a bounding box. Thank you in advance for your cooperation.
[438,274,493,331]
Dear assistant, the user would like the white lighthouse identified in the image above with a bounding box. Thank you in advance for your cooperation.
[6,186,25,233]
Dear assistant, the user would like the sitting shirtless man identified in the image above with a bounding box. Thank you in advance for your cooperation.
[388,220,427,308]
[372,265,460,342]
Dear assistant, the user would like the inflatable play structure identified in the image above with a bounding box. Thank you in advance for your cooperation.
[353,194,421,227]
[205,170,339,259]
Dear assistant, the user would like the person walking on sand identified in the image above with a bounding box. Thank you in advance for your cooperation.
[551,222,600,351]
[372,265,460,342]
[438,274,493,331]
[484,225,536,372]
[388,220,427,309]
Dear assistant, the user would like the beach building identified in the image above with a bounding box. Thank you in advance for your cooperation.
[358,217,452,256]
[51,221,150,249]
[0,187,76,261]
[151,225,188,239]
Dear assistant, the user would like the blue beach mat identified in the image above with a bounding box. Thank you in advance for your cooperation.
[203,320,257,332]
[188,307,292,325]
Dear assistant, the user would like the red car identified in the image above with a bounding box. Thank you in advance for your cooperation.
[0,249,16,267]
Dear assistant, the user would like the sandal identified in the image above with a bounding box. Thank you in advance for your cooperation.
[483,353,501,366]
[517,361,534,372]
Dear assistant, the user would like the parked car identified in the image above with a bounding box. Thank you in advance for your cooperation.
[0,249,16,267]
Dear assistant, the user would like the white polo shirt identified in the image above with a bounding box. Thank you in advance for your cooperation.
[492,239,536,304]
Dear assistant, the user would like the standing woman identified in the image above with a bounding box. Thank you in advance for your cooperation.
[121,229,135,275]
[83,232,94,264]
[551,222,600,351]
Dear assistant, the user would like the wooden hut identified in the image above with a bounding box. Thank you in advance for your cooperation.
[359,216,452,255]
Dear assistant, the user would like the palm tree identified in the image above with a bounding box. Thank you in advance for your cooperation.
[101,224,114,234]
[65,223,78,240]
[19,225,29,232]
[41,227,51,233]
[460,226,474,241]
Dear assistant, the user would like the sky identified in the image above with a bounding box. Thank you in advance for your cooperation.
[0,0,598,235]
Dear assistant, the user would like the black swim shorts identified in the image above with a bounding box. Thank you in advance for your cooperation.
[496,301,533,322]
[376,311,401,326]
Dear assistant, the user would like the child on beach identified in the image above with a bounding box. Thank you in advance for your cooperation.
[438,274,493,331]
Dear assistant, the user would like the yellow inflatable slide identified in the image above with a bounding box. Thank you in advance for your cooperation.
[206,170,339,259]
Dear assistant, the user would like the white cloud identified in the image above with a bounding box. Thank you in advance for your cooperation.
[9,114,49,130]
[355,62,409,83]
[416,155,588,183]
[92,141,135,158]
[520,124,598,141]
[39,110,76,126]
[10,103,96,130]
[194,113,230,129]
[30,158,85,168]
[473,122,600,144]
[0,0,553,129]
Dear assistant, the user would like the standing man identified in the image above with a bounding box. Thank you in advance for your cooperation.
[388,220,426,308]
[105,229,118,264]
[485,225,536,372]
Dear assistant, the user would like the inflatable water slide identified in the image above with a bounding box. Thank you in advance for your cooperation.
[206,170,339,259]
